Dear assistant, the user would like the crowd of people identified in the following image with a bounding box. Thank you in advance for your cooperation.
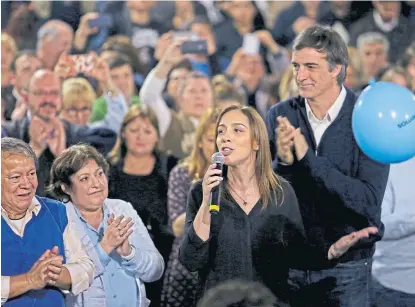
[1,1,415,307]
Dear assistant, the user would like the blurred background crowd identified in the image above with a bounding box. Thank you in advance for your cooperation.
[1,1,415,306]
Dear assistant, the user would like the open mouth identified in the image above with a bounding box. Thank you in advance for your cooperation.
[17,192,31,198]
[221,147,233,156]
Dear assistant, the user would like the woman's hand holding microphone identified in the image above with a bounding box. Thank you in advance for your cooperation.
[193,164,223,241]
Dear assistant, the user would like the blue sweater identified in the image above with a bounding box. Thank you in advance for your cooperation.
[1,197,68,307]
[265,88,390,269]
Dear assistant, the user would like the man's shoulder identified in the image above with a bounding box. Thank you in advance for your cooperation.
[1,118,25,137]
[37,196,66,210]
[268,96,302,117]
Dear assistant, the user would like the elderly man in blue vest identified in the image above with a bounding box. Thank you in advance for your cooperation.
[1,137,94,307]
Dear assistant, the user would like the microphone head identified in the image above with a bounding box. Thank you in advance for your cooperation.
[211,152,225,164]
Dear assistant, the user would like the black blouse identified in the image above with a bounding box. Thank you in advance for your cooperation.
[179,178,305,305]
[108,153,178,234]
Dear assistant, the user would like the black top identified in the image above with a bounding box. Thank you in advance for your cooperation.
[179,178,304,305]
[108,153,178,230]
[266,87,390,269]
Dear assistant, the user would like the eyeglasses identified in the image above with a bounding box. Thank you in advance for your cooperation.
[66,106,92,116]
[30,90,61,98]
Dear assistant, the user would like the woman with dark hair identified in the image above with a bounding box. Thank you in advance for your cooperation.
[107,104,178,307]
[48,143,164,307]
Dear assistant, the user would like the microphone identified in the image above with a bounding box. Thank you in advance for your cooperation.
[209,152,225,215]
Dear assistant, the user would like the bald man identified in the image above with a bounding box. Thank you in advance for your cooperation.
[1,70,122,196]
[37,20,74,70]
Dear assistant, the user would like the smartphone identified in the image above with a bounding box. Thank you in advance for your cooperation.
[173,31,199,41]
[181,40,208,55]
[242,33,260,55]
[70,54,95,74]
[88,15,113,28]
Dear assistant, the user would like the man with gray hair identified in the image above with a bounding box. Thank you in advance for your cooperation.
[1,69,126,196]
[1,137,94,307]
[349,1,415,63]
[266,25,389,306]
[37,19,74,70]
[356,32,390,87]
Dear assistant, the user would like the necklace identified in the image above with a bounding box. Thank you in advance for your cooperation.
[227,182,249,206]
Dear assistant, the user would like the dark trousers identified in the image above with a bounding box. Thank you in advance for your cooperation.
[371,277,415,307]
[288,259,372,307]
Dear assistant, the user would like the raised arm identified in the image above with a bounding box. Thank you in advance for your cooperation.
[140,39,186,137]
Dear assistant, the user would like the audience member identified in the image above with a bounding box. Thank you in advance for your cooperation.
[162,108,220,307]
[399,43,415,91]
[36,20,74,70]
[271,1,329,47]
[1,137,94,306]
[61,78,96,126]
[6,51,43,121]
[90,55,139,123]
[356,31,390,88]
[349,0,415,63]
[49,143,164,307]
[197,280,277,307]
[1,32,18,88]
[1,70,124,196]
[140,41,213,158]
[371,156,415,307]
[107,104,178,306]
[380,66,411,88]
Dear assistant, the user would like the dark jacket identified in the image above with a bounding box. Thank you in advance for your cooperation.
[2,116,117,196]
[349,12,415,63]
[265,87,390,269]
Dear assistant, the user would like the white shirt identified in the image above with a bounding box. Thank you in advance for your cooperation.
[373,11,399,33]
[1,197,94,304]
[305,86,347,148]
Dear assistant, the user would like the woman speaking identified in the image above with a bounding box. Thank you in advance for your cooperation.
[179,105,377,306]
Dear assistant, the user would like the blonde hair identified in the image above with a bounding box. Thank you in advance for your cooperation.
[216,105,284,209]
[279,68,298,101]
[380,66,410,87]
[182,108,221,181]
[62,78,96,109]
[108,104,159,165]
[213,76,246,106]
[1,33,18,57]
[102,35,132,48]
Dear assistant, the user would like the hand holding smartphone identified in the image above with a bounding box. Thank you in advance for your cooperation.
[69,54,95,74]
[180,40,208,55]
[87,15,112,29]
[242,33,260,55]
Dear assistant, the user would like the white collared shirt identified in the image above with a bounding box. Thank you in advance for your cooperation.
[373,11,399,33]
[305,86,347,147]
[1,197,94,304]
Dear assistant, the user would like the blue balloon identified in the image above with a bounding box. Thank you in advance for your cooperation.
[352,81,415,164]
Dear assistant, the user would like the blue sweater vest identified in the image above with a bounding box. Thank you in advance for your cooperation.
[1,197,68,307]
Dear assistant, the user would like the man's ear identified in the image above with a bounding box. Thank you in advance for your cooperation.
[331,64,342,79]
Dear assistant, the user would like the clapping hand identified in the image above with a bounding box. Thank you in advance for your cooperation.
[328,227,378,260]
[101,214,134,256]
[26,247,64,290]
[276,116,309,163]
